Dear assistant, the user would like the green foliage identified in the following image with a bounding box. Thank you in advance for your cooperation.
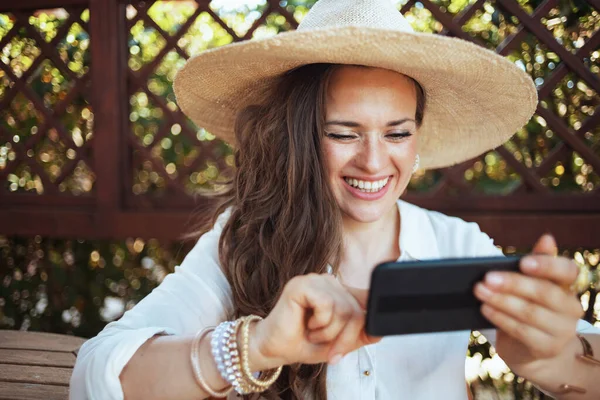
[0,235,188,337]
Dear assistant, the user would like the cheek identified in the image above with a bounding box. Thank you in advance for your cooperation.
[322,143,354,174]
[390,143,416,169]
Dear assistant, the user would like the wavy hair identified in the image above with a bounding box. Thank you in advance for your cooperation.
[191,63,425,399]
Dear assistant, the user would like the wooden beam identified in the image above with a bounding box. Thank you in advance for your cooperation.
[0,0,88,12]
[119,192,600,213]
[1,209,599,248]
[404,194,600,213]
[0,193,95,207]
[89,0,128,236]
[456,213,600,249]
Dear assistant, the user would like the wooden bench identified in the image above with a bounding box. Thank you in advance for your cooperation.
[0,330,86,400]
[0,330,477,399]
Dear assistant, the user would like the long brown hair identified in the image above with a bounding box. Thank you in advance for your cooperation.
[191,63,426,399]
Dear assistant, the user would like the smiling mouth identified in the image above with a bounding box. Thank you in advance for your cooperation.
[343,176,390,193]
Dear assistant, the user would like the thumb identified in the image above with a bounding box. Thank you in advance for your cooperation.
[343,285,383,344]
[532,233,558,256]
[343,285,369,310]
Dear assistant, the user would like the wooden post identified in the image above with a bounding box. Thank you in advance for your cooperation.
[88,0,128,237]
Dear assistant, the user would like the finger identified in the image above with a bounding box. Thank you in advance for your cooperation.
[289,275,335,330]
[342,286,382,345]
[307,283,359,343]
[308,289,359,343]
[474,283,574,336]
[481,304,562,359]
[306,302,334,331]
[360,331,383,346]
[305,286,335,331]
[519,255,578,287]
[326,305,365,364]
[343,285,369,310]
[483,271,583,317]
[532,233,558,256]
[301,341,336,364]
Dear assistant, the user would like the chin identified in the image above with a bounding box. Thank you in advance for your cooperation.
[340,201,396,223]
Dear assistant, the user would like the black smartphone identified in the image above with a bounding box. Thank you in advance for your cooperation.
[365,256,522,336]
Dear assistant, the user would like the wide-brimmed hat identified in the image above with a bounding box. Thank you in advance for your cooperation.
[173,0,537,169]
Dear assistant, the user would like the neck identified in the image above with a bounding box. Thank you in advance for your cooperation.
[339,203,400,268]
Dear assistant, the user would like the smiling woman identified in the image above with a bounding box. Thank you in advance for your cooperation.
[69,0,600,399]
[323,66,421,224]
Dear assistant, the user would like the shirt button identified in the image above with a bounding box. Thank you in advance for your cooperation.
[363,370,371,376]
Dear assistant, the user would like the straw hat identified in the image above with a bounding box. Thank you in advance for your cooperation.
[173,0,537,169]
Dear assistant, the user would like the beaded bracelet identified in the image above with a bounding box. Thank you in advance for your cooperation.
[239,315,283,390]
[190,326,233,398]
[211,321,236,384]
[211,319,263,394]
[228,319,263,394]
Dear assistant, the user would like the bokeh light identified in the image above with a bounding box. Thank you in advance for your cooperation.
[0,8,94,195]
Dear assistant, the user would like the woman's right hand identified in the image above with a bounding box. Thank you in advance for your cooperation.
[249,273,381,369]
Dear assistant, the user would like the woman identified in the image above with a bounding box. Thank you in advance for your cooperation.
[70,0,600,399]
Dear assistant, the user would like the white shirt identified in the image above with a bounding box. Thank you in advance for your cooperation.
[70,200,598,399]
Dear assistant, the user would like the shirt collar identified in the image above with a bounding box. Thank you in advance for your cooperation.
[397,200,440,261]
[326,200,439,275]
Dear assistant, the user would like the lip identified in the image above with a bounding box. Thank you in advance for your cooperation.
[342,176,391,201]
[343,175,390,182]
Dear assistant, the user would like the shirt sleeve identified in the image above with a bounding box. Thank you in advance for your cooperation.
[69,209,234,400]
[576,319,600,334]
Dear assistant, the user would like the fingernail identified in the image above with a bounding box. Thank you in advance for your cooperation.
[475,283,493,299]
[481,304,492,316]
[329,354,343,365]
[521,257,539,271]
[485,272,503,287]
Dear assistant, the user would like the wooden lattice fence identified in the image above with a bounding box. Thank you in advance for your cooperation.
[0,0,598,247]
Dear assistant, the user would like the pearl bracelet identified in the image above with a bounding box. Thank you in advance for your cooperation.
[211,321,235,383]
[211,318,263,394]
[210,316,283,395]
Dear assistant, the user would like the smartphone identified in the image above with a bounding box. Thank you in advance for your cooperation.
[365,256,522,336]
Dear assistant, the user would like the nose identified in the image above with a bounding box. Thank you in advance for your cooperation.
[355,136,386,174]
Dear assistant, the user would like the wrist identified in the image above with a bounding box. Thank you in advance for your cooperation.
[532,336,588,398]
[243,319,285,372]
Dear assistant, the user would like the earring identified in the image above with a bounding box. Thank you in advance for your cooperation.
[412,154,420,174]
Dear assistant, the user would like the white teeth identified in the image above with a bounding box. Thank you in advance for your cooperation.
[344,177,390,193]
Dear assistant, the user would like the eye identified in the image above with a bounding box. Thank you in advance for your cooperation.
[325,132,358,141]
[386,131,412,140]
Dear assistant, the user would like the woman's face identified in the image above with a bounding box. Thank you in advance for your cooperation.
[322,66,418,224]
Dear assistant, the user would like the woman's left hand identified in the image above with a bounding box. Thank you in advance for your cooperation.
[473,234,584,380]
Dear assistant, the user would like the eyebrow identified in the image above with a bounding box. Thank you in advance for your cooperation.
[324,118,415,127]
